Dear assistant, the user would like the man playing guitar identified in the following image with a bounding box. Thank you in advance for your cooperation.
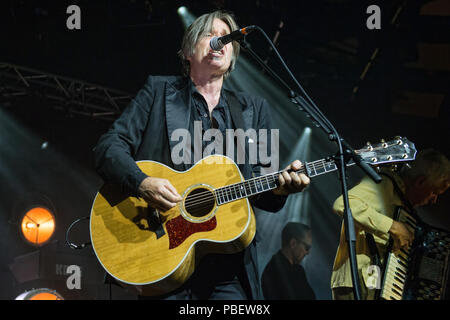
[93,10,309,300]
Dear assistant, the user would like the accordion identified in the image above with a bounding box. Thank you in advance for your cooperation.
[378,206,450,300]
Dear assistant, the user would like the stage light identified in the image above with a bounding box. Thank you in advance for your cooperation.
[15,288,63,300]
[177,6,195,28]
[177,6,187,16]
[26,222,35,229]
[20,207,55,246]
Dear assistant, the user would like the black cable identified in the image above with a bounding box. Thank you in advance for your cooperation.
[65,216,91,250]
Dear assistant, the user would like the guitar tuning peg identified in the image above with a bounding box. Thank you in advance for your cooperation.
[395,136,403,145]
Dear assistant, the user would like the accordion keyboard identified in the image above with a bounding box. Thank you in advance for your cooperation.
[379,207,450,300]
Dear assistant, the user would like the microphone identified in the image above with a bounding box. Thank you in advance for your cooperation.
[210,25,256,51]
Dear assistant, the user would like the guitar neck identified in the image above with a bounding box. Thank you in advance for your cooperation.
[215,158,344,205]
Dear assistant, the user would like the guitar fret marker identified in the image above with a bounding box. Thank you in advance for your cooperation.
[256,179,262,193]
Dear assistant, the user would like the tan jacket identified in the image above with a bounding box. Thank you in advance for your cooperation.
[331,171,406,293]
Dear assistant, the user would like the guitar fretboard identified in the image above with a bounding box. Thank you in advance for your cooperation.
[214,158,338,205]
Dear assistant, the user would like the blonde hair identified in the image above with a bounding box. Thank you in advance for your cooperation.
[178,10,240,79]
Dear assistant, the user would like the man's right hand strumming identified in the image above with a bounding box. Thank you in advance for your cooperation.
[389,220,414,252]
[138,177,182,213]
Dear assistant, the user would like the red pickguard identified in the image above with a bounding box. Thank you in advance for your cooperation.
[165,215,217,249]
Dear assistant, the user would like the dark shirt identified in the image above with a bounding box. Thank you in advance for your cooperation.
[189,79,232,154]
[190,79,229,129]
[261,250,316,300]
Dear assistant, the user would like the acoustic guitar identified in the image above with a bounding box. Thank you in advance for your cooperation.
[90,137,416,296]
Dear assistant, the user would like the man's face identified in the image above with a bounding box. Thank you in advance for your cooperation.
[409,176,449,207]
[291,231,312,265]
[187,18,233,77]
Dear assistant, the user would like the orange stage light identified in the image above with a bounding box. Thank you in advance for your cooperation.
[30,292,62,300]
[20,207,55,246]
[15,288,63,300]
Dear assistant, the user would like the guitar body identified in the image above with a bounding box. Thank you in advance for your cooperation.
[90,155,256,296]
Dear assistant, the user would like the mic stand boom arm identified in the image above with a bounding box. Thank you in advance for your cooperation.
[239,35,382,300]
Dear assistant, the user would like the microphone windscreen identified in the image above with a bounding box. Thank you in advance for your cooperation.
[210,37,222,51]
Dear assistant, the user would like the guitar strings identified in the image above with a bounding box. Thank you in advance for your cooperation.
[184,142,406,209]
[184,159,331,208]
[183,160,334,209]
[204,159,328,198]
[184,167,297,207]
[184,174,280,209]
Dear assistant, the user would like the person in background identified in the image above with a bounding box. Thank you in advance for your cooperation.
[261,222,316,300]
[331,149,450,300]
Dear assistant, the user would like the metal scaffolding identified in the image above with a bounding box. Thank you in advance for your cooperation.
[0,62,132,121]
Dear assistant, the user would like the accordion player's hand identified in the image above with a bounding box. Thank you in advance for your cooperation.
[389,221,414,252]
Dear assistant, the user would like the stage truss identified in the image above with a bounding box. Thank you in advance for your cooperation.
[0,62,131,121]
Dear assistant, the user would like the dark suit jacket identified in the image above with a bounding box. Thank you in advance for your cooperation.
[94,75,287,299]
[262,251,316,300]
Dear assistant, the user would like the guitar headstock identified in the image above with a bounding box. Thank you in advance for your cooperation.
[356,137,417,165]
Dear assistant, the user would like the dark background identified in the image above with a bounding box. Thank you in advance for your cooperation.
[0,0,448,300]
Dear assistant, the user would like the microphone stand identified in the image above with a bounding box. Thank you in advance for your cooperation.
[239,36,382,300]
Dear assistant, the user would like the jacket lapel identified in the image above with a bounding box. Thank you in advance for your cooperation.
[226,91,253,177]
[165,78,192,165]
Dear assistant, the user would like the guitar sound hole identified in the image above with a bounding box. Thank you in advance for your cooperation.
[184,188,215,218]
